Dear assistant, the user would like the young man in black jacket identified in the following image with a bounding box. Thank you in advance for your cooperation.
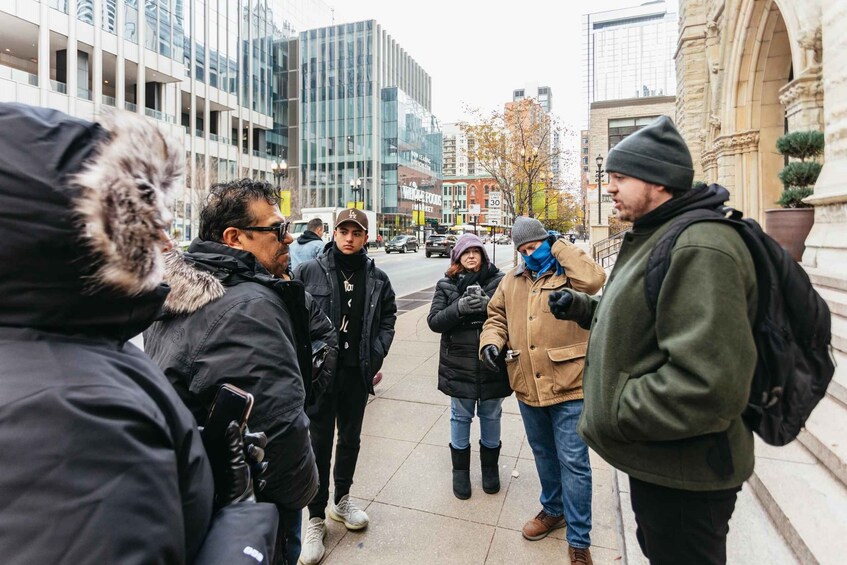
[294,209,397,565]
[144,180,319,565]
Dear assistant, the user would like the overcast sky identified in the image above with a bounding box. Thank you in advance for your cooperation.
[331,0,678,131]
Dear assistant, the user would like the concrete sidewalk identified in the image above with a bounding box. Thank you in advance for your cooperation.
[306,302,625,565]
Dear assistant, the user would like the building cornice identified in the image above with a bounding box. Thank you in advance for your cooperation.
[590,95,677,110]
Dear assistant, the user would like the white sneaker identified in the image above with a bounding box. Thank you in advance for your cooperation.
[297,517,326,565]
[327,494,369,530]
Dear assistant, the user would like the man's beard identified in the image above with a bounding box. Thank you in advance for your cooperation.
[272,246,289,276]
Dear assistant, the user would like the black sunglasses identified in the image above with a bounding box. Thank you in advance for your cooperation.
[238,221,290,242]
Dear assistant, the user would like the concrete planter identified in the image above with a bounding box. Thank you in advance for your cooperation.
[764,208,815,261]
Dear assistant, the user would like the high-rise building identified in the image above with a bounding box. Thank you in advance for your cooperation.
[298,20,442,238]
[582,0,678,127]
[512,82,562,193]
[0,0,332,241]
[512,82,552,113]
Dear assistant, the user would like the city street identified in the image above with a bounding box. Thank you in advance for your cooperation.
[369,242,518,299]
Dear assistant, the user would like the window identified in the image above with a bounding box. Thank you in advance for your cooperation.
[608,116,658,148]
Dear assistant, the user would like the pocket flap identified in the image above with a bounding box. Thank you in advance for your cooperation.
[547,342,587,362]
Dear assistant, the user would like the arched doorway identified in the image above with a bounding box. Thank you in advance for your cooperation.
[722,0,793,221]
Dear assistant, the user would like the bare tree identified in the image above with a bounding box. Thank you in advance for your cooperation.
[461,99,570,221]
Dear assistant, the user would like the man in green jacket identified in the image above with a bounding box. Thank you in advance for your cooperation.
[547,116,758,565]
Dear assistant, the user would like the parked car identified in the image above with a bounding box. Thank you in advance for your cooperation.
[494,234,512,245]
[384,235,419,253]
[425,234,458,258]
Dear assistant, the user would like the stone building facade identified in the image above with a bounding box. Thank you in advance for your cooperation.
[675,0,845,276]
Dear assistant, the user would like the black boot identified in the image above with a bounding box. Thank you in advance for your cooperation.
[479,441,501,494]
[450,444,472,500]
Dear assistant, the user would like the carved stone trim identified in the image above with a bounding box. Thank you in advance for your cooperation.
[779,65,824,108]
[712,130,760,156]
[701,150,718,170]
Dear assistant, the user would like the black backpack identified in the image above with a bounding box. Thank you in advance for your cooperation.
[645,206,835,446]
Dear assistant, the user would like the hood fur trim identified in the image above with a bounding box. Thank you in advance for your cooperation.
[161,249,226,314]
[73,109,184,295]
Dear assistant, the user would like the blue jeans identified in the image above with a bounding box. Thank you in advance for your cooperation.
[276,507,302,565]
[450,397,504,449]
[518,399,592,549]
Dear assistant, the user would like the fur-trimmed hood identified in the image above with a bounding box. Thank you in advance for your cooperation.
[160,248,226,315]
[0,103,184,340]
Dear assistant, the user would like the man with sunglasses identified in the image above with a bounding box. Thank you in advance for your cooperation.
[145,179,318,565]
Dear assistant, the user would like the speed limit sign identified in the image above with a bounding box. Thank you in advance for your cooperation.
[488,191,502,209]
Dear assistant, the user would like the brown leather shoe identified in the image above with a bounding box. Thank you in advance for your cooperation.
[521,510,566,540]
[568,546,593,565]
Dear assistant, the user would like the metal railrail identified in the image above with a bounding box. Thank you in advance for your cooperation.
[592,228,631,269]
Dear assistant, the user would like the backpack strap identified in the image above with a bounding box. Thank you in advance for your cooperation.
[644,209,728,315]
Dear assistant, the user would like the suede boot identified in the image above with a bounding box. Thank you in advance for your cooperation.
[450,444,472,499]
[479,441,501,494]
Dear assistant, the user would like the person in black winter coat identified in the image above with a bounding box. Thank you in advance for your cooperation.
[293,209,396,565]
[0,102,277,564]
[427,234,509,500]
[144,179,319,565]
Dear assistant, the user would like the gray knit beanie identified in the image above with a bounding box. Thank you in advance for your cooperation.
[605,115,694,191]
[511,216,548,249]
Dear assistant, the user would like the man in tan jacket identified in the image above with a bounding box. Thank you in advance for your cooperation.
[480,217,606,565]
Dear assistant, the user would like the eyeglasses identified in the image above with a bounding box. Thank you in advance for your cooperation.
[238,221,290,242]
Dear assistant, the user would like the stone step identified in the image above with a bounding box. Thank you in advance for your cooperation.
[807,267,847,294]
[615,469,796,565]
[749,438,847,565]
[799,395,847,487]
[829,349,847,408]
[817,286,847,319]
[831,307,847,355]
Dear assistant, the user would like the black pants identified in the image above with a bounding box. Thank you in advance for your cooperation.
[629,477,741,565]
[307,366,369,518]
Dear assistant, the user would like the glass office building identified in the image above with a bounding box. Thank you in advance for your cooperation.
[0,0,331,241]
[581,1,677,127]
[299,20,441,238]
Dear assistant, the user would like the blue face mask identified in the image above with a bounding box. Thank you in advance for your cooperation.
[522,240,560,278]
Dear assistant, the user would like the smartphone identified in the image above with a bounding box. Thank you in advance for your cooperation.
[466,284,484,297]
[201,384,254,487]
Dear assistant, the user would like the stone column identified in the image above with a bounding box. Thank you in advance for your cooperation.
[802,1,847,273]
[779,66,824,133]
[712,130,761,216]
[675,0,709,182]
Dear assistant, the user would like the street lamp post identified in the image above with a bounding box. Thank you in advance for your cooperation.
[521,147,539,217]
[272,159,288,187]
[350,177,362,209]
[272,159,288,213]
[416,197,424,244]
[595,154,605,225]
[545,171,554,222]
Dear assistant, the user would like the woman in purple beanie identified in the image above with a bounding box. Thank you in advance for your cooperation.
[427,234,510,500]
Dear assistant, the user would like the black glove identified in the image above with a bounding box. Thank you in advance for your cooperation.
[459,294,488,315]
[218,421,255,507]
[480,345,500,373]
[548,290,574,320]
[472,293,490,313]
[458,295,478,315]
[242,427,269,493]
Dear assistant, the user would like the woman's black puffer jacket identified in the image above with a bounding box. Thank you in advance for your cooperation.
[427,265,511,400]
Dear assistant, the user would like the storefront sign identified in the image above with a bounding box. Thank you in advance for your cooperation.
[400,182,441,206]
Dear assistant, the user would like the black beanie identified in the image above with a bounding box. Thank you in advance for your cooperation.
[605,115,694,191]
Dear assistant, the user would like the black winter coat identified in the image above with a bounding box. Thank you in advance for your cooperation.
[144,241,319,512]
[427,266,511,400]
[0,102,278,564]
[294,244,397,394]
